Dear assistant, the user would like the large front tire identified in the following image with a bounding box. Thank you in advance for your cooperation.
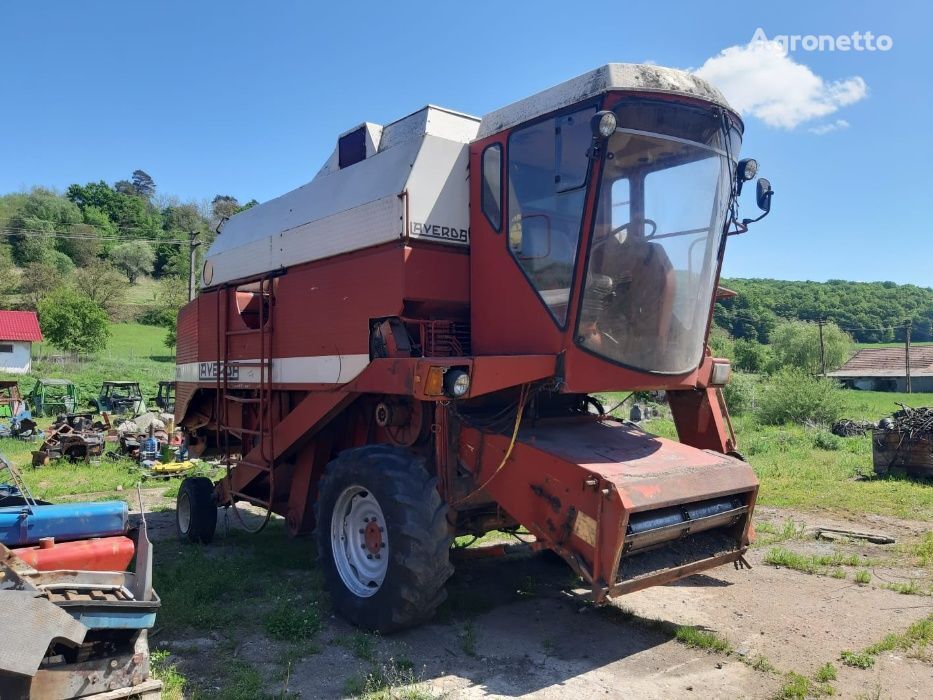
[316,445,453,633]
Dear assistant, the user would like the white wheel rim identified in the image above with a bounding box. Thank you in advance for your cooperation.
[178,491,191,534]
[330,485,388,598]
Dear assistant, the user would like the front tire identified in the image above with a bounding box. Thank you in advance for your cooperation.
[316,445,453,633]
[176,476,217,544]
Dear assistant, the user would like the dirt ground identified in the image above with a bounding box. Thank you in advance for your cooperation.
[136,493,932,699]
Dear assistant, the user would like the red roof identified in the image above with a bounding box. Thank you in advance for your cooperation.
[0,310,43,342]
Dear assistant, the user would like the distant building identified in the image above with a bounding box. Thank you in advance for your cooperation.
[828,347,933,392]
[0,310,43,374]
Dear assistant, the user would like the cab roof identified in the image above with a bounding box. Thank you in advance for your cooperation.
[476,63,735,139]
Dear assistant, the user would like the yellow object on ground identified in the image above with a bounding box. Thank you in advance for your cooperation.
[149,460,197,474]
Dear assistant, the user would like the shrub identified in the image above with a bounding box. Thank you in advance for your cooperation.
[723,372,756,415]
[756,368,845,426]
[769,320,853,374]
[37,288,111,355]
[734,338,771,372]
[812,430,843,451]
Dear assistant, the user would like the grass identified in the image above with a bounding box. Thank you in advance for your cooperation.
[763,547,873,576]
[343,657,433,700]
[644,388,933,521]
[854,569,872,585]
[674,625,732,654]
[338,631,379,661]
[460,620,477,657]
[26,321,174,406]
[778,670,834,698]
[881,580,926,595]
[842,614,933,668]
[814,662,837,682]
[151,649,186,700]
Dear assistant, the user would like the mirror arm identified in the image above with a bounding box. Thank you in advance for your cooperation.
[741,206,772,227]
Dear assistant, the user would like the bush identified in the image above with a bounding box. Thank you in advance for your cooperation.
[734,338,771,372]
[811,430,843,451]
[769,320,852,374]
[723,372,756,415]
[37,288,111,355]
[756,368,845,426]
[708,326,735,361]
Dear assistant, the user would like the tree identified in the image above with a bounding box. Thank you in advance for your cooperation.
[57,223,102,267]
[110,241,155,284]
[114,180,135,196]
[19,261,65,309]
[38,289,110,355]
[211,194,240,221]
[131,170,156,199]
[769,320,853,374]
[72,260,129,316]
[151,277,188,349]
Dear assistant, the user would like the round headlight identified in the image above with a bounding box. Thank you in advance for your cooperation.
[444,369,470,398]
[738,158,758,181]
[591,111,617,139]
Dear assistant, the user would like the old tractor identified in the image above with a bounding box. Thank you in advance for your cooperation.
[172,64,773,632]
[90,381,146,417]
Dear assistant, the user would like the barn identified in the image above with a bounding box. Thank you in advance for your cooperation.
[828,346,933,392]
[0,310,43,374]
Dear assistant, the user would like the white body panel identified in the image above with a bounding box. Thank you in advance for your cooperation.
[0,341,32,374]
[205,106,479,287]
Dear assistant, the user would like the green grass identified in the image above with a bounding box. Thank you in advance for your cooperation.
[645,389,933,521]
[25,321,174,405]
[763,547,873,576]
[151,649,187,700]
[842,614,933,668]
[881,580,926,595]
[854,569,872,585]
[337,631,379,661]
[674,625,732,654]
[814,662,837,683]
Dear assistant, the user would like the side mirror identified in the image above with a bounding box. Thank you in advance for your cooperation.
[756,178,773,212]
[740,177,775,226]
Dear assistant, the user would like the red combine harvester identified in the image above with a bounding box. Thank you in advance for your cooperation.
[173,64,774,632]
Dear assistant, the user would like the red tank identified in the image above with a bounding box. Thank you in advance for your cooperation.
[12,536,135,572]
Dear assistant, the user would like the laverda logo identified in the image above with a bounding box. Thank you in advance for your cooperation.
[410,221,469,243]
[199,362,240,380]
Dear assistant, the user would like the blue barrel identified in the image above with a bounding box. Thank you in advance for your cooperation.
[0,501,128,547]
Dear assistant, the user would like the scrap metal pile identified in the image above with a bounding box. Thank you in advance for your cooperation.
[31,413,108,467]
[0,455,162,698]
[830,419,876,437]
[873,404,933,477]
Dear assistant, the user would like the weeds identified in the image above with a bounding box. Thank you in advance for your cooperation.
[841,650,875,669]
[763,547,874,576]
[854,569,872,585]
[265,599,322,641]
[150,649,186,700]
[881,580,925,595]
[814,662,837,682]
[674,626,731,654]
[338,631,378,661]
[343,657,432,700]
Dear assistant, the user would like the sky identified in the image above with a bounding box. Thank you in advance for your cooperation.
[1,1,930,286]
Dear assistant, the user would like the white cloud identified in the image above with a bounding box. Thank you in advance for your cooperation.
[809,119,850,135]
[693,40,867,129]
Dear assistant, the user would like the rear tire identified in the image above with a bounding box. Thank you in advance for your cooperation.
[316,445,453,633]
[176,476,217,544]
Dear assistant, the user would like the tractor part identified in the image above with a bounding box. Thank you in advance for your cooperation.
[315,445,453,632]
[12,535,136,572]
[0,501,128,548]
[176,476,218,544]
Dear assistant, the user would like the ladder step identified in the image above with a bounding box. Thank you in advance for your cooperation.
[226,327,269,337]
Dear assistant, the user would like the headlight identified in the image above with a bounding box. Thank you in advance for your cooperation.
[444,369,470,398]
[710,362,732,387]
[591,111,617,139]
[737,158,758,182]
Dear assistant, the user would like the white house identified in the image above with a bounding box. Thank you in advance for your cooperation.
[0,310,43,374]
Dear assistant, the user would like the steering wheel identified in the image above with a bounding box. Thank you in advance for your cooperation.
[592,218,658,251]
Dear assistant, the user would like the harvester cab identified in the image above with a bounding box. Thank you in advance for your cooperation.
[172,64,772,632]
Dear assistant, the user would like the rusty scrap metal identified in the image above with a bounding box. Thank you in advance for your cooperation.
[831,419,876,437]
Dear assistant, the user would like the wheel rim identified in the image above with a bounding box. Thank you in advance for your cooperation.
[177,491,192,534]
[330,485,388,598]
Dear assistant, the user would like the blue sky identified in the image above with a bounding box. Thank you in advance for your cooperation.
[1,1,929,285]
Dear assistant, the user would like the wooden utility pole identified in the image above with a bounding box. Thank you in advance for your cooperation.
[188,231,202,302]
[817,318,826,376]
[905,319,913,394]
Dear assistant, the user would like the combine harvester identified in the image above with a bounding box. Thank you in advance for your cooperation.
[173,64,774,631]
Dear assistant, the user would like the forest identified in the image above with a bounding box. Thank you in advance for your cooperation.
[715,277,933,343]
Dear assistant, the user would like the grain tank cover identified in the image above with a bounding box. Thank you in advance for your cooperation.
[204,106,480,288]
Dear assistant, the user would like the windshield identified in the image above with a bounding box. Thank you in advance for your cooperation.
[577,102,737,374]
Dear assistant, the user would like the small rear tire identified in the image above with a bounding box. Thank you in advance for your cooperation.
[176,476,217,544]
[316,445,453,633]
